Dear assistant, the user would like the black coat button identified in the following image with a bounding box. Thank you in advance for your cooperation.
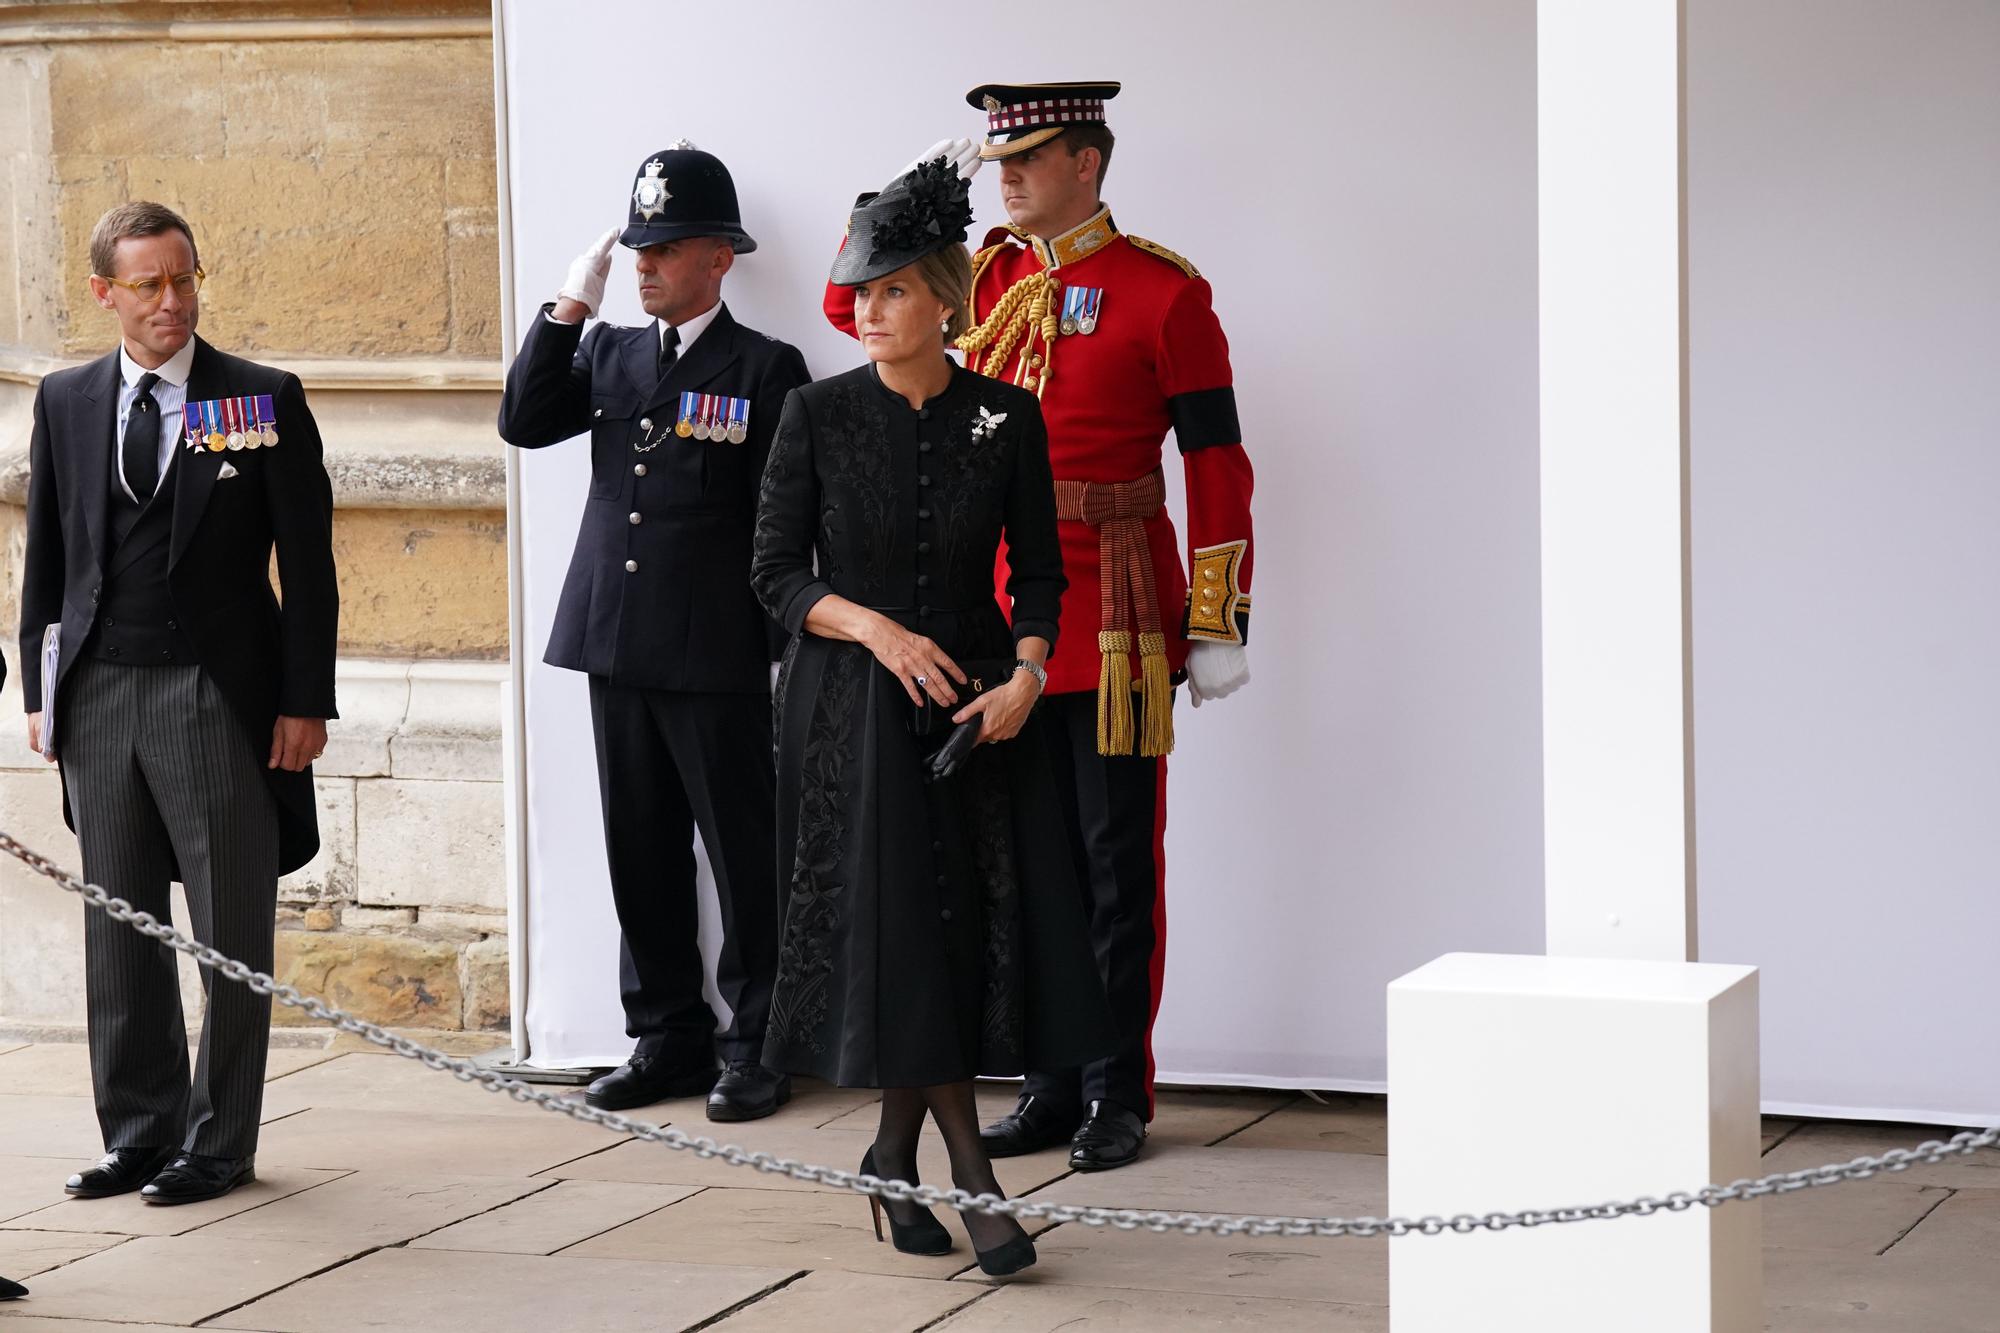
[918,474,930,486]
[940,908,954,922]
[166,620,178,631]
[918,407,931,420]
[918,606,931,618]
[918,508,931,520]
[919,441,933,453]
[103,617,116,628]
[932,840,944,853]
[107,647,121,657]
[917,542,931,554]
[917,575,930,588]
[935,874,947,887]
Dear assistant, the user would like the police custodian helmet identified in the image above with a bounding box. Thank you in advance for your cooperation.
[619,141,757,254]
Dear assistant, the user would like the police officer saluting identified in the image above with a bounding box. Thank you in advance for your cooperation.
[499,144,809,1120]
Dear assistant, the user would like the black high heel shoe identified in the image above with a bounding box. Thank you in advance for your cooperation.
[973,1226,1037,1277]
[861,1148,954,1256]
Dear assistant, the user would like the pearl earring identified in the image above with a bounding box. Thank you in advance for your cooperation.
[940,320,950,334]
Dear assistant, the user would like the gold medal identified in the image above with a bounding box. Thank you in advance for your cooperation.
[206,433,226,452]
[675,419,693,438]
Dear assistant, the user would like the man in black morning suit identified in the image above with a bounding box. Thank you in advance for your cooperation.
[18,202,337,1205]
[499,145,809,1120]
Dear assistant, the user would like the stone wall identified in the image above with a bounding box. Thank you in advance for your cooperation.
[0,0,511,1038]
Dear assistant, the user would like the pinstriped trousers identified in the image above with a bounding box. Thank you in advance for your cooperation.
[60,658,280,1159]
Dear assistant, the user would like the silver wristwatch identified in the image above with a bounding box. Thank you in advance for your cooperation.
[1014,657,1048,692]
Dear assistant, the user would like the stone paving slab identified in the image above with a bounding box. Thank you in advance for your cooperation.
[1027,1144,1388,1217]
[0,1228,124,1280]
[1215,1095,1387,1154]
[257,1052,561,1121]
[0,1096,113,1159]
[0,1043,336,1099]
[1760,1180,1952,1256]
[0,1312,205,1320]
[547,1123,1074,1200]
[706,1268,985,1331]
[565,1185,999,1281]
[1764,1241,2000,1332]
[0,1234,356,1325]
[935,1281,1390,1331]
[195,1171,550,1248]
[1875,1186,2000,1268]
[209,1246,796,1332]
[953,1220,1390,1307]
[2,1167,347,1238]
[252,1106,624,1176]
[1758,1120,2000,1190]
[0,1159,95,1225]
[408,1179,701,1255]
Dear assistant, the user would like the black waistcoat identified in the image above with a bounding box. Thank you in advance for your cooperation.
[93,448,201,667]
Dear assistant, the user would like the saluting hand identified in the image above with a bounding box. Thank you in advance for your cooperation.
[899,138,983,186]
[553,226,620,321]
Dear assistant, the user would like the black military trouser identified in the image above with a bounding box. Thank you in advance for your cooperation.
[587,678,778,1066]
[1023,688,1172,1122]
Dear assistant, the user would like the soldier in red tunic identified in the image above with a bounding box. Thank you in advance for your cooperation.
[824,82,1255,1170]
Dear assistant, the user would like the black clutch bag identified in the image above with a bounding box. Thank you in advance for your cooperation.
[909,657,1017,737]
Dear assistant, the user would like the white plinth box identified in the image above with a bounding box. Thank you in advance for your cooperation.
[1388,953,1761,1332]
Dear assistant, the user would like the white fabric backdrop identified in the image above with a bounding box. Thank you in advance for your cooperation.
[496,0,1547,1085]
[1686,0,2000,1123]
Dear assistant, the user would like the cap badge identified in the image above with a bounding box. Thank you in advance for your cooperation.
[983,94,1002,113]
[633,159,672,221]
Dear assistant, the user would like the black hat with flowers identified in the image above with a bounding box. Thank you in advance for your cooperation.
[829,157,975,286]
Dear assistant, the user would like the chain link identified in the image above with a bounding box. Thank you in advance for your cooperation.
[3,827,1994,1240]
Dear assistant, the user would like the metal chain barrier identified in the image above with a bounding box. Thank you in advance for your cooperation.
[4,828,1995,1239]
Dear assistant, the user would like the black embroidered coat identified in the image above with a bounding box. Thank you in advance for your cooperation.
[752,361,1113,1087]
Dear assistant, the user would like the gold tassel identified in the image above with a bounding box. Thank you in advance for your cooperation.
[1137,631,1175,757]
[1096,629,1134,756]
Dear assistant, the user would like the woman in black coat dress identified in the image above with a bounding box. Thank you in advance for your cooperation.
[752,162,1112,1275]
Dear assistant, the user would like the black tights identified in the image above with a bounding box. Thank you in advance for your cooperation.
[874,1081,1027,1252]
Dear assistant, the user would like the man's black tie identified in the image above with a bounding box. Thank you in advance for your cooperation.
[123,371,162,502]
[657,325,681,383]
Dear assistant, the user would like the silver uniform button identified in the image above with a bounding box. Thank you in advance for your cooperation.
[593,408,603,418]
[640,418,652,432]
[625,559,639,573]
[634,463,647,477]
[628,511,643,525]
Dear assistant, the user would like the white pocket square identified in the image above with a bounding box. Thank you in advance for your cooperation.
[217,462,240,479]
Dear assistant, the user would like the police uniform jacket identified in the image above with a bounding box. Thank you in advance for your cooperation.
[499,303,810,693]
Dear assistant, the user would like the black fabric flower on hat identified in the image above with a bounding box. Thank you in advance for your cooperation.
[869,157,974,261]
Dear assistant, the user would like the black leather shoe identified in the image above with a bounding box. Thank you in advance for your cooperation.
[706,1061,792,1122]
[1,1275,26,1300]
[584,1052,718,1112]
[139,1153,255,1205]
[1068,1099,1146,1171]
[979,1093,1082,1158]
[65,1145,179,1199]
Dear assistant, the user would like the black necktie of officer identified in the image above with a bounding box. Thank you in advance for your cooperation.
[658,325,681,383]
[123,371,162,502]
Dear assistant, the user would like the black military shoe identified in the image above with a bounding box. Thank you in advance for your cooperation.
[584,1052,718,1112]
[978,1094,1083,1158]
[706,1062,793,1122]
[140,1153,256,1205]
[1068,1100,1146,1172]
[65,1145,179,1199]
[1,1275,27,1300]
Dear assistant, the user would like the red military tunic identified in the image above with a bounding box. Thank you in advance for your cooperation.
[825,206,1254,754]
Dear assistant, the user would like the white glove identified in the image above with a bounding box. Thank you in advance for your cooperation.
[556,226,620,318]
[1185,642,1250,708]
[901,137,983,184]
